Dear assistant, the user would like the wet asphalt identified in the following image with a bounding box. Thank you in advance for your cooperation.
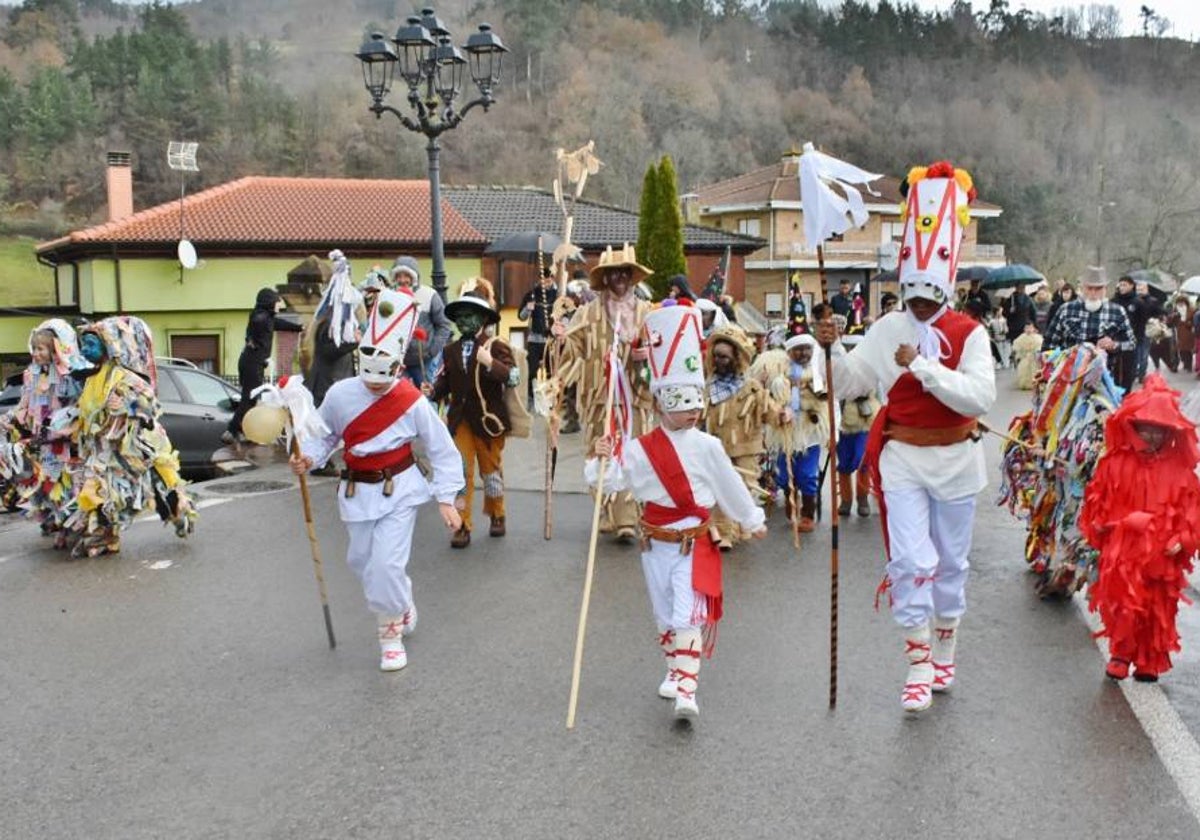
[2,367,1199,839]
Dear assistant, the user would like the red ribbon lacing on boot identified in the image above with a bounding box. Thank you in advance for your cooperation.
[673,647,700,699]
[932,662,955,688]
[902,682,931,704]
[380,621,402,640]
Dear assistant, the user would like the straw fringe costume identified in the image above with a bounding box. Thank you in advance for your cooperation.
[558,285,653,536]
[1,319,87,543]
[67,317,196,558]
[703,326,778,545]
[1081,374,1200,682]
[1012,330,1043,390]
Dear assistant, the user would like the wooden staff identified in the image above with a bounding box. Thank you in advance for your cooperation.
[817,244,839,709]
[566,349,619,730]
[290,436,336,649]
[978,420,1069,467]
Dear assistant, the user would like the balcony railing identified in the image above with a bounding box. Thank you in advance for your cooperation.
[759,241,1006,262]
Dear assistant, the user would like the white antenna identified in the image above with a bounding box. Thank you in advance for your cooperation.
[168,141,199,172]
[167,141,200,274]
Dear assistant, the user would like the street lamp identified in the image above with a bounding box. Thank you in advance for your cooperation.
[356,9,508,301]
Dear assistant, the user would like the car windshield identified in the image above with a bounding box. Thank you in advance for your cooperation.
[175,369,234,407]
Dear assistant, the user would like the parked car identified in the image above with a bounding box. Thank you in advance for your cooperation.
[0,372,21,411]
[154,359,242,479]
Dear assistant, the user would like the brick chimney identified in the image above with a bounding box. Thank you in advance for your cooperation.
[106,151,133,222]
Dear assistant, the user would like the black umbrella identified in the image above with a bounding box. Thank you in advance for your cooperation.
[1124,268,1177,294]
[484,231,572,263]
[982,263,1045,290]
[956,265,990,283]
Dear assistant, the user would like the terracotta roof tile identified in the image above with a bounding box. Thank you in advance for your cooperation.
[39,177,487,252]
[445,186,762,251]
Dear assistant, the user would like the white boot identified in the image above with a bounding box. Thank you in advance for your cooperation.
[931,616,960,693]
[901,623,933,713]
[672,628,702,722]
[377,615,408,671]
[401,605,418,637]
[657,629,677,699]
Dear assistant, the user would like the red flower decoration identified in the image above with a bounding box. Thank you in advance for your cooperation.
[412,327,428,342]
[927,161,956,178]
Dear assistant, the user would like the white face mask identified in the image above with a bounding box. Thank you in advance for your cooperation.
[1084,297,1104,313]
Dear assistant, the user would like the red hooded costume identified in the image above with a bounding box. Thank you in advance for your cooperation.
[1080,374,1200,678]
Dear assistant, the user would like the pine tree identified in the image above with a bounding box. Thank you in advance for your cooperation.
[647,155,687,299]
[635,161,659,284]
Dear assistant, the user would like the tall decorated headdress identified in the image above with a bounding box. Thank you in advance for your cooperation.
[358,288,419,384]
[897,161,976,305]
[642,300,705,412]
[588,243,652,291]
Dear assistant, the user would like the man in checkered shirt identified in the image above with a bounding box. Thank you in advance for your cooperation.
[1043,266,1135,389]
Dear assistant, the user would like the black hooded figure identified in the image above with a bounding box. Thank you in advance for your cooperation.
[666,274,697,301]
[225,288,302,441]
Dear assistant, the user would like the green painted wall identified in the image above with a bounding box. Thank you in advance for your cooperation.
[7,253,483,374]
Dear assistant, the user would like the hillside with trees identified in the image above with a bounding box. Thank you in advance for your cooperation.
[1,0,1199,283]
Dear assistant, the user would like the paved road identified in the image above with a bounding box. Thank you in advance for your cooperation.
[2,367,1200,838]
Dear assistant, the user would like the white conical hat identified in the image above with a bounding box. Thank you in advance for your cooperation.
[358,288,419,384]
[898,162,975,304]
[642,301,705,411]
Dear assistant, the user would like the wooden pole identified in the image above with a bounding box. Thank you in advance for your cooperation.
[290,436,336,649]
[566,352,618,730]
[817,244,839,709]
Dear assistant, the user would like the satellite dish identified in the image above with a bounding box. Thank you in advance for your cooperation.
[178,239,198,270]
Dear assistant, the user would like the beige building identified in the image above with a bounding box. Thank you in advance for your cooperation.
[689,150,1005,324]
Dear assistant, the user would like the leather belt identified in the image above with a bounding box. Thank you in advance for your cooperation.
[339,452,414,498]
[639,520,712,555]
[884,420,980,447]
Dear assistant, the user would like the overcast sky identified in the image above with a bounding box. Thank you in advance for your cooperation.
[858,1,1198,39]
[0,1,1193,40]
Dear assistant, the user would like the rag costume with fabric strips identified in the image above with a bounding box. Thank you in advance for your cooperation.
[66,316,195,558]
[298,288,464,671]
[999,344,1120,597]
[0,319,88,544]
[826,161,995,713]
[586,301,764,724]
[1081,374,1200,683]
[300,249,364,407]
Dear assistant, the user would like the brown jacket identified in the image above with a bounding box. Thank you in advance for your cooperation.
[430,334,515,438]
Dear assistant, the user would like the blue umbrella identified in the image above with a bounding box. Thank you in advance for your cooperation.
[982,263,1045,290]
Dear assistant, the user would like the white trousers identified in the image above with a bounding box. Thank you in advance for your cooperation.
[641,540,705,631]
[883,488,975,628]
[344,503,418,615]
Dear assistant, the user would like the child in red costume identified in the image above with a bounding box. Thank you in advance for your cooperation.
[1080,373,1200,682]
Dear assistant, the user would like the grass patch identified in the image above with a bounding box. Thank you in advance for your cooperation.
[0,236,55,308]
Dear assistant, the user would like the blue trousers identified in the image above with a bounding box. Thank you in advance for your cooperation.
[776,446,821,496]
[836,431,868,474]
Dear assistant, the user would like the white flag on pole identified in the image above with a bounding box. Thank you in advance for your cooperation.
[798,142,882,249]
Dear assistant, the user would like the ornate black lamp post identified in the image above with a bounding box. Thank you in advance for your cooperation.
[356,9,507,301]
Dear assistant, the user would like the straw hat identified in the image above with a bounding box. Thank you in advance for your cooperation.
[588,243,653,290]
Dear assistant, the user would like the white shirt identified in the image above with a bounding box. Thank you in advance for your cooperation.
[828,311,997,500]
[301,378,464,522]
[585,426,765,533]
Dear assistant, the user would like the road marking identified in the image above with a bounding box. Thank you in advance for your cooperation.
[1075,593,1200,823]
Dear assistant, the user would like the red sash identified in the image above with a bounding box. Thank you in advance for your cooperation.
[639,427,722,655]
[342,379,421,471]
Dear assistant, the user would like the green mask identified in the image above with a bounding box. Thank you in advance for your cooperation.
[454,311,485,337]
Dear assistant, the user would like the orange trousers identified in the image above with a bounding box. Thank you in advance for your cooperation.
[453,423,506,531]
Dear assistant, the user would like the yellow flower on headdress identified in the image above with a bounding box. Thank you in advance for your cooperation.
[954,169,974,197]
[957,205,972,229]
[906,166,929,186]
[915,214,937,234]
